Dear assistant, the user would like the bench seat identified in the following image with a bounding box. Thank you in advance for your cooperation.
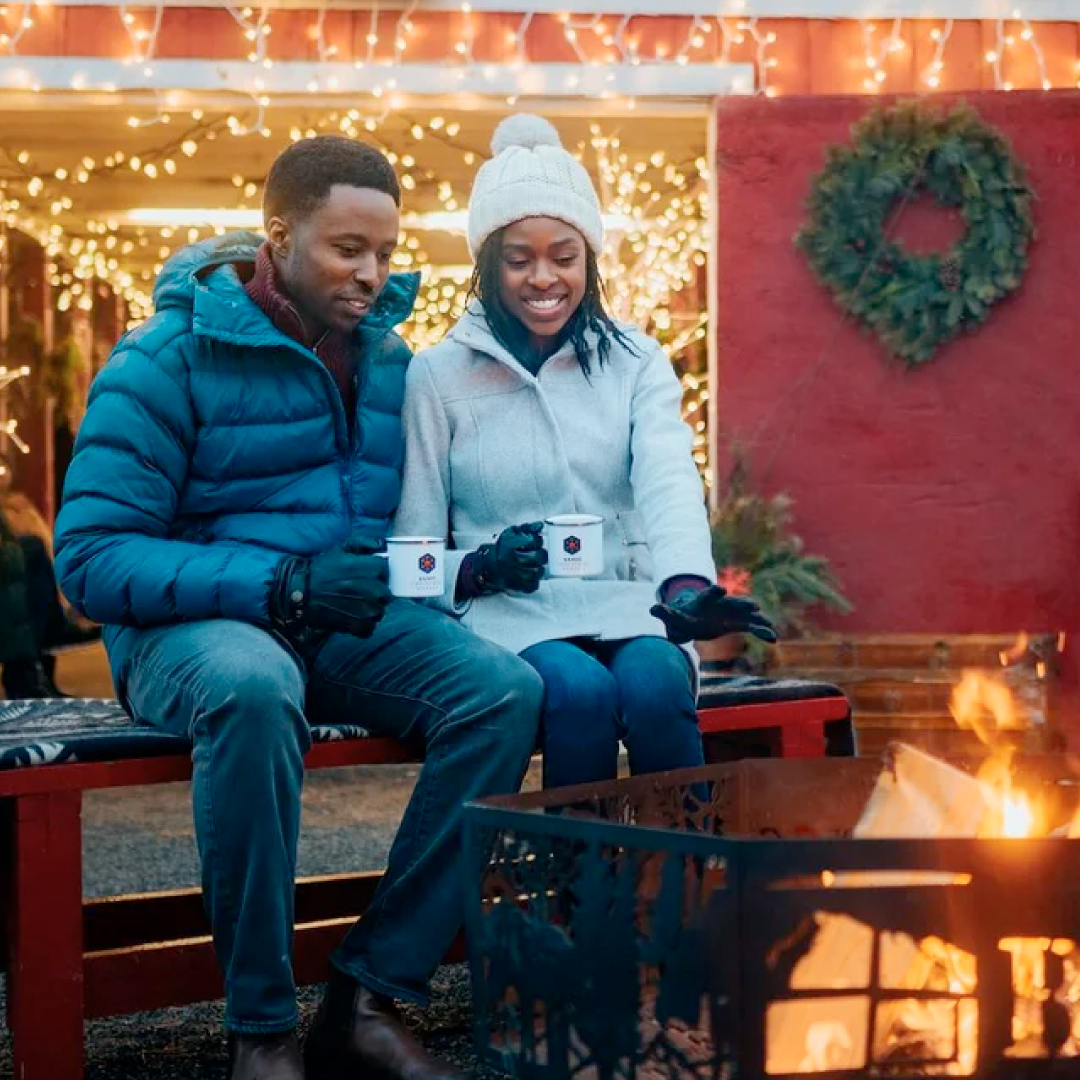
[0,672,851,772]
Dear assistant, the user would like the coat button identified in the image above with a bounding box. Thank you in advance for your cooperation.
[291,590,304,604]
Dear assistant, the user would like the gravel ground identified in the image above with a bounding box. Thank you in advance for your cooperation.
[0,646,527,1079]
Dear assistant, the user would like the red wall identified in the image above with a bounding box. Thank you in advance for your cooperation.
[716,92,1080,724]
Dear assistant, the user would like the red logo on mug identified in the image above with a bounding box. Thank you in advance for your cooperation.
[563,536,581,555]
[418,553,437,574]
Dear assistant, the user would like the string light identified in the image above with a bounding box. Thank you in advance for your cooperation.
[984,12,1050,92]
[743,18,777,97]
[921,19,953,89]
[0,8,1074,363]
[0,361,33,458]
[860,18,904,93]
[1,0,40,54]
[1013,8,1051,91]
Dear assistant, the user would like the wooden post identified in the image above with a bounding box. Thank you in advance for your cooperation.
[6,791,85,1080]
[9,236,55,523]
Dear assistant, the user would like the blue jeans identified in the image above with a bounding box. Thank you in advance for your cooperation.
[520,635,702,789]
[118,601,542,1033]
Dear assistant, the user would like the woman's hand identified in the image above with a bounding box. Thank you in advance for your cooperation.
[475,522,549,594]
[650,584,777,645]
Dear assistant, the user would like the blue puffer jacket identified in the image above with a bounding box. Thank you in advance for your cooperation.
[54,231,420,681]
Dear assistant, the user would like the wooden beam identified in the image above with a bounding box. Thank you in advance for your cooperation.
[83,920,467,1019]
[0,58,755,99]
[30,0,1080,19]
[83,871,386,951]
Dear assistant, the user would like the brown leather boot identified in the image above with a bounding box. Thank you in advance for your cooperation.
[304,969,462,1080]
[228,1031,304,1080]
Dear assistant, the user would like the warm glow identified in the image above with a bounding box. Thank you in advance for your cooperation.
[1001,792,1035,838]
[123,207,639,234]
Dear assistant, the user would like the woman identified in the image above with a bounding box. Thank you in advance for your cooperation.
[394,114,775,789]
[0,454,100,698]
[0,503,55,698]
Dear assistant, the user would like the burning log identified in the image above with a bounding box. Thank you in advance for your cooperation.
[768,660,1077,1075]
[766,744,991,1074]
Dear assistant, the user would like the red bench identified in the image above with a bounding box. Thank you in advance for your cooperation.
[0,677,851,1080]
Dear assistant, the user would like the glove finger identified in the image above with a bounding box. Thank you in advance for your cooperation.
[315,600,385,627]
[353,560,390,583]
[714,596,760,616]
[715,614,774,638]
[511,532,546,553]
[516,521,545,537]
[649,603,695,645]
[513,548,548,568]
[747,621,778,643]
[342,535,384,556]
[700,584,730,602]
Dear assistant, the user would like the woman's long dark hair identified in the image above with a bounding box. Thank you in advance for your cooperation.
[469,228,638,376]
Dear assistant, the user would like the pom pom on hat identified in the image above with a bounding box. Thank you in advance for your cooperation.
[467,112,603,257]
[490,114,563,155]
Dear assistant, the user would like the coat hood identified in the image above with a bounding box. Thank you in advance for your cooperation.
[448,300,611,378]
[151,231,420,337]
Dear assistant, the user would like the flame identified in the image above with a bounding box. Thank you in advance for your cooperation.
[799,1020,855,1072]
[783,659,1065,1074]
[1002,792,1035,838]
[950,669,1021,741]
[998,631,1030,667]
[949,669,1044,838]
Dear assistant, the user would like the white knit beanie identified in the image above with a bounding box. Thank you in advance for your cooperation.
[467,114,603,258]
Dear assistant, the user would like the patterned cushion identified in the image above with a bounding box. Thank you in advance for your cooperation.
[0,676,848,770]
[698,673,848,709]
[0,698,372,770]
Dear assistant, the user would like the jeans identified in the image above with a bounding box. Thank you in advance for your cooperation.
[119,601,543,1033]
[519,635,702,790]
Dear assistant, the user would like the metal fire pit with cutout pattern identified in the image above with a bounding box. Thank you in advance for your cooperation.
[462,756,1080,1080]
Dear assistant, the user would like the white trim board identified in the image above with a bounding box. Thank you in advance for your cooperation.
[29,0,1080,18]
[0,58,755,99]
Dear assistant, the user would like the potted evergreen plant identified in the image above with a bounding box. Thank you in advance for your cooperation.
[700,450,852,670]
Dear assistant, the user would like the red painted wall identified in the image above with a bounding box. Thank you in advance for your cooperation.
[716,92,1080,724]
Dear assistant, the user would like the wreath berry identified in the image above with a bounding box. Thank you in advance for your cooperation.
[795,102,1035,368]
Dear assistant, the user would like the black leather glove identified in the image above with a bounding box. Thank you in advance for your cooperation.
[270,537,392,641]
[474,522,548,595]
[650,584,777,646]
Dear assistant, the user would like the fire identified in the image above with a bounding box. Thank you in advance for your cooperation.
[779,661,1068,1075]
[1002,792,1035,838]
[950,668,1022,740]
[950,668,1043,839]
[998,631,1030,668]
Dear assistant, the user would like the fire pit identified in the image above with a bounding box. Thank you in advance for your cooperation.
[462,752,1080,1079]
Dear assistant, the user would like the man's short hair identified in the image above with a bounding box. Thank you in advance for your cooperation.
[263,136,401,224]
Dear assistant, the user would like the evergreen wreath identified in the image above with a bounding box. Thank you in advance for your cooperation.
[795,102,1035,368]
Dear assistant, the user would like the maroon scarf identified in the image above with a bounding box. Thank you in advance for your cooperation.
[244,243,357,423]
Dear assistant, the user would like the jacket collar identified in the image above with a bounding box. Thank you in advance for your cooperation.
[179,245,419,354]
[448,300,601,380]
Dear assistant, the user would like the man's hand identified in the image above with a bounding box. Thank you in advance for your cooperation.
[650,584,777,646]
[271,537,392,640]
[474,522,548,595]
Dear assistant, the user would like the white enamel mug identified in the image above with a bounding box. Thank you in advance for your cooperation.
[385,537,446,597]
[544,514,604,577]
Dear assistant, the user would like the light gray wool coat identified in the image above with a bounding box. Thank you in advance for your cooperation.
[393,301,717,658]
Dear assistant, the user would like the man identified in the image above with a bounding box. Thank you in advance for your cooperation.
[54,136,544,1080]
